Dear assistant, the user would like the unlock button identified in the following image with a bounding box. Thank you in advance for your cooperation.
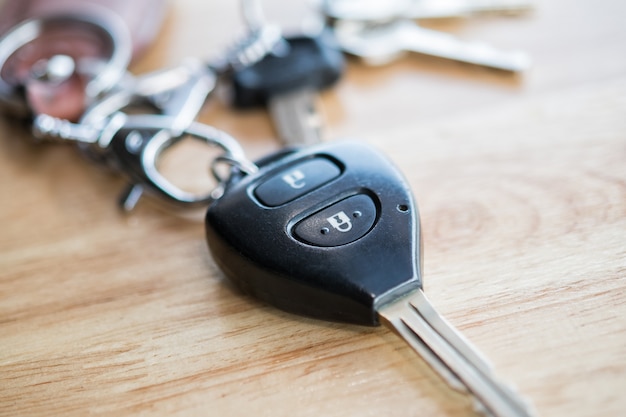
[255,158,341,206]
[293,194,377,247]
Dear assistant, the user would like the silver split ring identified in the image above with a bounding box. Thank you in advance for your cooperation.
[115,114,255,208]
[0,10,132,116]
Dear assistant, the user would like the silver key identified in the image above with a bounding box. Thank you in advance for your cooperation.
[240,0,324,145]
[379,289,536,417]
[407,0,534,19]
[258,36,344,146]
[233,0,344,146]
[333,19,530,71]
[321,0,534,22]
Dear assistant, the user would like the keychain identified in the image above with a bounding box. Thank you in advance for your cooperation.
[0,1,537,416]
[0,0,281,210]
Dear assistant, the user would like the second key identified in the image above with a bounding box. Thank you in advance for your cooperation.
[231,30,345,146]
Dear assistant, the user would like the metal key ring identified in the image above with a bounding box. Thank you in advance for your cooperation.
[0,9,132,116]
[98,113,254,209]
[139,115,250,206]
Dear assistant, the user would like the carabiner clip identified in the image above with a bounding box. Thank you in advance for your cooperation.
[33,112,255,211]
[108,113,254,211]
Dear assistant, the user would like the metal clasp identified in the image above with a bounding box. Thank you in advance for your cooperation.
[31,55,260,211]
[34,111,256,211]
[98,113,254,211]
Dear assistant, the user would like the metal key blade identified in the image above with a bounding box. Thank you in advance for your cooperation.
[335,19,530,71]
[321,0,533,21]
[232,32,344,146]
[232,0,343,146]
[268,88,324,146]
[379,289,536,417]
[408,0,534,19]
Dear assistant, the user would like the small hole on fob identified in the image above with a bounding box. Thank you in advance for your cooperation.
[320,227,330,235]
[397,204,409,213]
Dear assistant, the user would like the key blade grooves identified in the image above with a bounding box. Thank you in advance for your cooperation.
[381,313,468,392]
[408,290,494,375]
[379,290,536,417]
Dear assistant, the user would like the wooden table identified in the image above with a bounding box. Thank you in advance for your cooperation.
[1,1,625,416]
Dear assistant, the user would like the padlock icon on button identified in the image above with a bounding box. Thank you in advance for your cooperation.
[326,211,353,232]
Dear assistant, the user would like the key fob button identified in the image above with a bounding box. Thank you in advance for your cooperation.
[255,157,341,206]
[293,194,377,247]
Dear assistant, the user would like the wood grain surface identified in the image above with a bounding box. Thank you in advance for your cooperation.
[1,1,625,416]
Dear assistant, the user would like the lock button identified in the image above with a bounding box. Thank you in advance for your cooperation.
[255,157,340,206]
[293,194,377,247]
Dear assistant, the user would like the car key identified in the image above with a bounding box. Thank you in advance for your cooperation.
[332,18,530,71]
[205,141,536,417]
[404,0,535,19]
[232,31,344,146]
[321,0,534,22]
[231,1,344,145]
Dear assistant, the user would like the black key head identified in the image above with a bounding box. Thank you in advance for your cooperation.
[205,141,422,326]
[232,31,345,108]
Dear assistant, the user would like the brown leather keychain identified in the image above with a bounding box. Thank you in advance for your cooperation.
[0,0,168,120]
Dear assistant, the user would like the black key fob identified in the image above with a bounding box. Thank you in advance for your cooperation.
[206,142,538,416]
[205,141,422,325]
[232,31,345,108]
